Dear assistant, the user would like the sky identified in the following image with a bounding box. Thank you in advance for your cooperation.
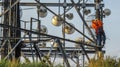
[0,0,120,60]
[103,0,120,57]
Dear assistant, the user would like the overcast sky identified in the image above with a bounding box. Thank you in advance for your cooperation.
[102,0,120,57]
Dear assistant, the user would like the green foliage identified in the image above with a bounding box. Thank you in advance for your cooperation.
[2,55,120,67]
[20,62,50,67]
[0,60,50,67]
[0,56,63,67]
[88,56,120,67]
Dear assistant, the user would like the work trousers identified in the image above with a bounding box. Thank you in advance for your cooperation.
[96,31,106,46]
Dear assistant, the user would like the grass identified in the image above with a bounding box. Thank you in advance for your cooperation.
[88,52,120,67]
[0,56,63,67]
[0,56,52,67]
[0,60,64,67]
[0,60,50,67]
[1,53,120,67]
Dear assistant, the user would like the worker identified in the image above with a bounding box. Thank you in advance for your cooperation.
[91,19,106,47]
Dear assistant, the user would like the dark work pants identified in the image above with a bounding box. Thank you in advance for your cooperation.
[97,31,106,46]
[96,30,106,51]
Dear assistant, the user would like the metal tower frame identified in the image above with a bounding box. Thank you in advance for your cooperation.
[0,0,106,67]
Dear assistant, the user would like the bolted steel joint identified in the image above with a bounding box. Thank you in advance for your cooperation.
[81,3,86,8]
[63,2,67,8]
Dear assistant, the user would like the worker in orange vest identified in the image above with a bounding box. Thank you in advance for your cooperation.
[91,19,106,47]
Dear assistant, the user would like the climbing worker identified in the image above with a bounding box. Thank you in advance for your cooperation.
[91,19,106,47]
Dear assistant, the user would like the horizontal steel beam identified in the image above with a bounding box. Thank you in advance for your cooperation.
[0,37,50,39]
[9,50,105,57]
[22,47,93,49]
[0,47,105,56]
[21,47,105,54]
[0,2,104,7]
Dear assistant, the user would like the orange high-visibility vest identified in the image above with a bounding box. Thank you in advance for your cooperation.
[97,19,103,28]
[91,19,103,34]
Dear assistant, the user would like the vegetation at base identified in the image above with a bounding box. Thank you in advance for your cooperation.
[0,60,64,67]
[0,56,63,67]
[0,60,50,67]
[1,56,120,67]
[88,56,120,67]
